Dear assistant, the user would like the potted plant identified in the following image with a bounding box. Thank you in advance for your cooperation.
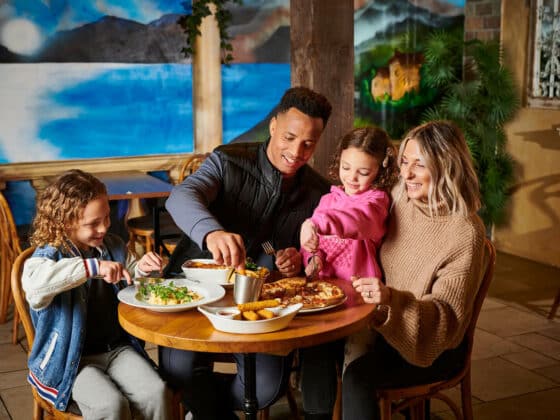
[421,30,520,229]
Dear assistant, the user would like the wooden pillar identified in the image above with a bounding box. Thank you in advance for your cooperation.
[192,1,222,152]
[290,0,354,177]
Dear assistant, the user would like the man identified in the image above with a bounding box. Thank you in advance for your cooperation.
[160,86,332,419]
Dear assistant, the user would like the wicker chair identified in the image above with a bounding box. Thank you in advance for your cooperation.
[0,191,25,344]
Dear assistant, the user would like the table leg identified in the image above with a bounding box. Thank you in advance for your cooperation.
[243,353,258,420]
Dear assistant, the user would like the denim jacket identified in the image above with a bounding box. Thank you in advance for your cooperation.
[22,234,148,411]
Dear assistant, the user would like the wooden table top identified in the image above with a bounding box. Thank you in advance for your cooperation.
[97,171,173,201]
[118,279,376,356]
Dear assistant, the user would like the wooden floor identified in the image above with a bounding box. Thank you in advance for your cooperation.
[1,251,560,419]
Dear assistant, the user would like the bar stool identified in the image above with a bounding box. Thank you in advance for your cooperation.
[126,154,209,257]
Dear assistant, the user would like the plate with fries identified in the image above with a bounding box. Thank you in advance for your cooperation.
[198,302,303,334]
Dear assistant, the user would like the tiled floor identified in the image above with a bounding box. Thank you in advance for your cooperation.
[1,251,559,419]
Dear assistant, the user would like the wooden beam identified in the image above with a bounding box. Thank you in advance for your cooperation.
[290,0,354,177]
[192,0,223,152]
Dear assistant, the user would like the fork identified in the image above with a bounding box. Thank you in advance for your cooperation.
[261,240,276,256]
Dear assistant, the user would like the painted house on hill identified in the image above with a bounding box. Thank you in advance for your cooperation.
[371,51,424,101]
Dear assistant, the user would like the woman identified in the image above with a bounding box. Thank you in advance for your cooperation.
[343,120,487,419]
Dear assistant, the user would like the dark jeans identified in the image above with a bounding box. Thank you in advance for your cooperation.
[158,347,293,420]
[342,336,467,420]
[300,340,344,417]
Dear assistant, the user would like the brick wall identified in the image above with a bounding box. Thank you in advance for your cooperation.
[464,0,502,41]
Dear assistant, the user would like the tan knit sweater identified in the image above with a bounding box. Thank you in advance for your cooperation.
[376,192,486,367]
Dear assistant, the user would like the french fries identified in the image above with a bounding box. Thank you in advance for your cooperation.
[237,299,279,312]
[236,299,280,321]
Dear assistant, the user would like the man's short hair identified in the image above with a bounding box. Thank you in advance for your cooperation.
[277,86,332,126]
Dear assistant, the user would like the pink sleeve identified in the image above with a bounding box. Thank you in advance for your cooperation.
[311,190,389,241]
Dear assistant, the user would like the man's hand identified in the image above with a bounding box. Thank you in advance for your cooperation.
[97,261,132,285]
[206,230,246,270]
[300,219,319,253]
[276,247,302,277]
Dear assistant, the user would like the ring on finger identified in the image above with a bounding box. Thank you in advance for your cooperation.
[368,290,373,299]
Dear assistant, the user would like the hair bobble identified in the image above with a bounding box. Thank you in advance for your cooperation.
[382,147,393,168]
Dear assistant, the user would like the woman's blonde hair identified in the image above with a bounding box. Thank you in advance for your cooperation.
[31,169,107,249]
[396,120,481,216]
[329,127,399,191]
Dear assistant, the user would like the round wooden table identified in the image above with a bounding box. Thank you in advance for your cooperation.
[118,279,375,419]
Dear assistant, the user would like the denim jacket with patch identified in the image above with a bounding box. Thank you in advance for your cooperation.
[22,234,148,411]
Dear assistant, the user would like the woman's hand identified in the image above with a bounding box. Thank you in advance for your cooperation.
[300,219,319,253]
[137,252,163,274]
[351,276,391,305]
[98,261,132,285]
[275,247,302,277]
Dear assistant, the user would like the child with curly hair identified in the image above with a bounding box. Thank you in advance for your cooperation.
[22,169,170,419]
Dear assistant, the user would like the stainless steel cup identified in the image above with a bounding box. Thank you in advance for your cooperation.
[233,273,265,304]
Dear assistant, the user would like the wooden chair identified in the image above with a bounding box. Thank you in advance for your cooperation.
[0,191,24,344]
[375,238,496,420]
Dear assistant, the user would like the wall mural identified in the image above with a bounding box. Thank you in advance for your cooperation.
[0,0,290,164]
[354,0,465,138]
[1,0,463,224]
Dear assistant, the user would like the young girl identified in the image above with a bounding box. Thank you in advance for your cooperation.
[300,126,399,282]
[297,127,399,419]
[22,169,171,419]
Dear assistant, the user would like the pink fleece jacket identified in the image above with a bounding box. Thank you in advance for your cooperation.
[301,185,389,281]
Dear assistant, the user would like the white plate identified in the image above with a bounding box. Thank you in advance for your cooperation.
[182,258,235,288]
[118,279,225,312]
[298,296,348,314]
[198,303,303,334]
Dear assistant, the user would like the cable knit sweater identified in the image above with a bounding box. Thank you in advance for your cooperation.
[376,192,486,367]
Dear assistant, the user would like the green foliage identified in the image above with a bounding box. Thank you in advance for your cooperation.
[178,0,242,64]
[421,31,520,227]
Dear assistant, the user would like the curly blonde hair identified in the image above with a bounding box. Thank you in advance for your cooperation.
[328,127,399,191]
[31,169,107,249]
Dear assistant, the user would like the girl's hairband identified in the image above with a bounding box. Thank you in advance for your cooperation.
[382,147,393,168]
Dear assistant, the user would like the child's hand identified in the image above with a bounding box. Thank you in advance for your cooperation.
[138,252,163,274]
[300,219,319,253]
[98,261,132,285]
[305,254,323,279]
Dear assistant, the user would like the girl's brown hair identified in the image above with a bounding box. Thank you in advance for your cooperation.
[329,127,399,191]
[31,169,107,249]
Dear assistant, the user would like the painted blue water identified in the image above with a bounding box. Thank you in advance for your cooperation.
[3,63,290,224]
[32,63,289,160]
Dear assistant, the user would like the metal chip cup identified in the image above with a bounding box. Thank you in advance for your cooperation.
[233,273,265,304]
